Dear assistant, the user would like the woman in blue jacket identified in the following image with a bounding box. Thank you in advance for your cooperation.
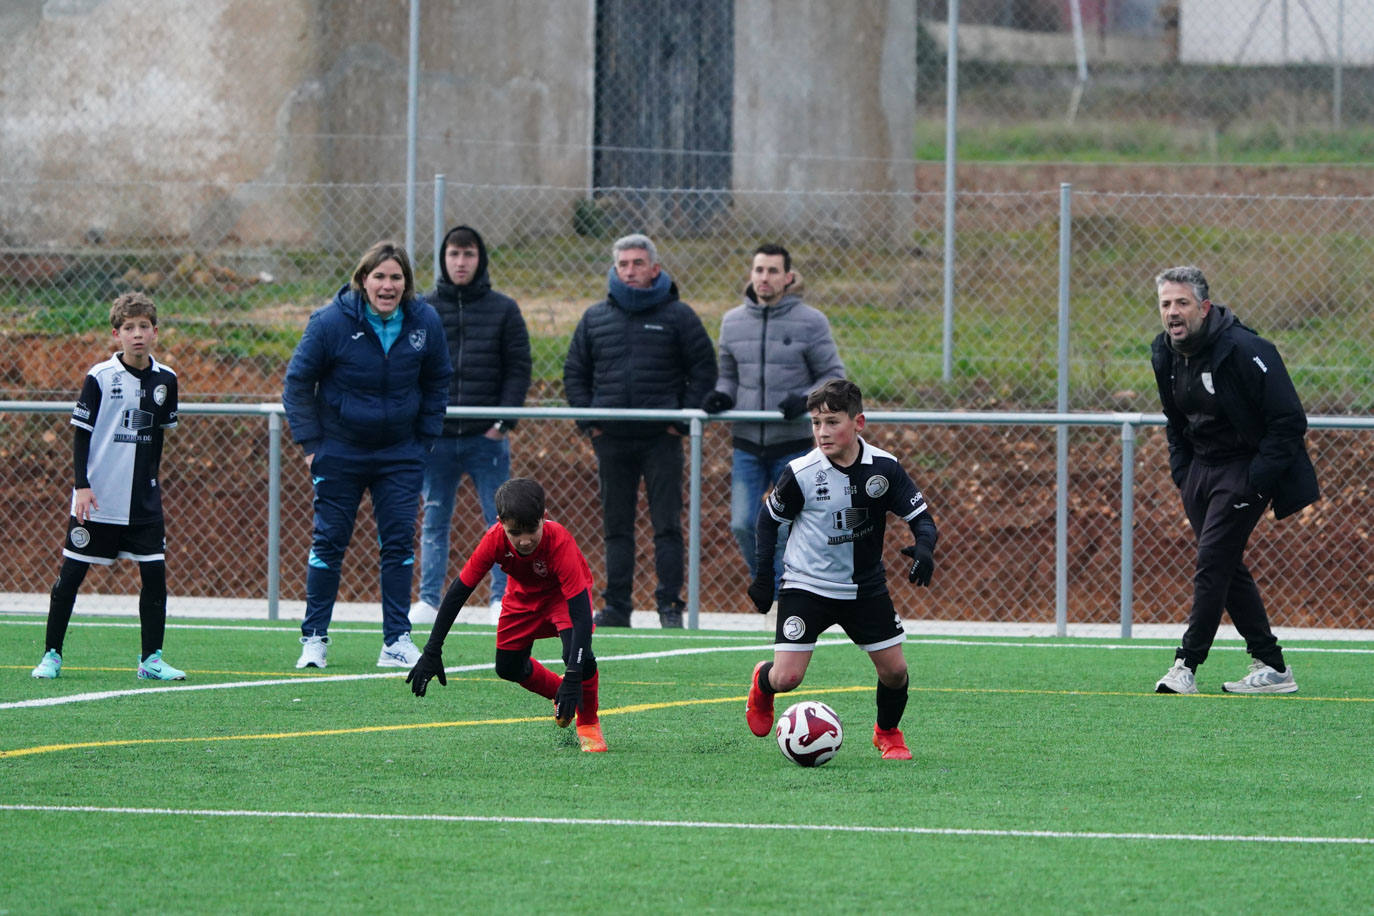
[283,241,452,669]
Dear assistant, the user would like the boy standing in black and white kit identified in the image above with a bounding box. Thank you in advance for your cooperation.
[743,379,937,760]
[31,292,185,681]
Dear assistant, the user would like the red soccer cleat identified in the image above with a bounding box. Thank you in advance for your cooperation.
[746,661,775,737]
[576,722,608,753]
[872,724,913,760]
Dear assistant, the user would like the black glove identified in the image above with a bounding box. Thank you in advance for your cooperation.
[777,393,809,420]
[747,573,774,613]
[900,545,934,587]
[555,665,582,727]
[406,646,447,697]
[702,390,734,414]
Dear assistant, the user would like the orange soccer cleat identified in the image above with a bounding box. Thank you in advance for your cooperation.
[872,724,913,760]
[746,661,775,737]
[576,722,608,753]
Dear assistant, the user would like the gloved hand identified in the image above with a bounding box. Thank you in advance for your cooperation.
[406,646,447,697]
[555,665,582,727]
[702,390,734,414]
[747,573,774,613]
[900,545,934,587]
[777,393,809,420]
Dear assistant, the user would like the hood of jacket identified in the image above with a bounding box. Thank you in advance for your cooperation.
[434,224,492,300]
[606,265,677,313]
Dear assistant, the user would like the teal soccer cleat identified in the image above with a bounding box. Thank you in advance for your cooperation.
[31,649,62,679]
[137,650,186,681]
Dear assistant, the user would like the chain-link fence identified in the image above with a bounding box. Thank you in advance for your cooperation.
[3,0,1372,629]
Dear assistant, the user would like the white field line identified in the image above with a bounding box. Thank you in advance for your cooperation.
[0,803,1370,847]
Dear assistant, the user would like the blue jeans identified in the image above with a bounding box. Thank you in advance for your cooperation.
[730,447,806,583]
[418,434,511,607]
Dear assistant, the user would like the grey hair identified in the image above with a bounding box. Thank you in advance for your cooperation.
[1155,265,1209,303]
[612,233,659,266]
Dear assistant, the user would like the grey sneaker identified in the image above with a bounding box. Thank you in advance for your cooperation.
[408,601,439,625]
[593,607,632,628]
[296,634,330,669]
[1223,660,1298,694]
[378,632,422,668]
[657,601,684,629]
[1155,659,1197,694]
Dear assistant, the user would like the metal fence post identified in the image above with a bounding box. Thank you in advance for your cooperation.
[1055,183,1072,636]
[687,414,703,629]
[940,0,959,383]
[432,173,446,279]
[404,0,420,257]
[267,408,282,622]
[1120,420,1137,639]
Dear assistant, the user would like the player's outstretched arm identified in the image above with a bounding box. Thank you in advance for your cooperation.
[900,513,939,587]
[555,590,593,726]
[407,575,478,697]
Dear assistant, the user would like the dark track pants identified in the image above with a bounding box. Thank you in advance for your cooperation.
[1176,458,1283,669]
[591,432,684,613]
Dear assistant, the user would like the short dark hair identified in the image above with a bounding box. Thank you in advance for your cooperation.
[753,243,790,273]
[350,240,416,305]
[1155,265,1209,303]
[806,378,862,417]
[495,478,546,529]
[443,226,481,251]
[110,291,157,329]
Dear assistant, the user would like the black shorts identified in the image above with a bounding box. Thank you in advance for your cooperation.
[62,517,166,566]
[774,589,906,653]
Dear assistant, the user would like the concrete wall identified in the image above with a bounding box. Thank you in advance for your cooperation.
[731,0,915,240]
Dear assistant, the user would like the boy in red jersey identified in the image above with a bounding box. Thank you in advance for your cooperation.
[405,477,606,752]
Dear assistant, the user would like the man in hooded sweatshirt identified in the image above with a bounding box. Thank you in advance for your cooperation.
[563,234,717,628]
[411,225,532,626]
[702,244,845,590]
[1150,265,1318,696]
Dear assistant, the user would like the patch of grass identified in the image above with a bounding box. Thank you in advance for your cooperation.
[2,617,1372,912]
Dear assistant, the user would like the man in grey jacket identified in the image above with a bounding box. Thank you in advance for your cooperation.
[703,244,845,587]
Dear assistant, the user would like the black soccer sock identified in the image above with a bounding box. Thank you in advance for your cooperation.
[876,675,909,731]
[138,560,168,661]
[46,558,90,654]
[755,661,776,695]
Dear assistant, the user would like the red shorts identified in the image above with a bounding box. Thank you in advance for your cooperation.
[494,591,584,651]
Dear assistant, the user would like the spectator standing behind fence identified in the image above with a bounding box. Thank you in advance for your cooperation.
[410,225,531,628]
[702,244,845,591]
[30,292,185,682]
[563,234,717,628]
[283,241,452,670]
[1150,266,1318,696]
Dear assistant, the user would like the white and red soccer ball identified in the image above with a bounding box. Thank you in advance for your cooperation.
[775,700,843,767]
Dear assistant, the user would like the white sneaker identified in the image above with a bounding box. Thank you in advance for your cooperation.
[1155,659,1197,694]
[409,600,439,625]
[378,632,422,668]
[296,634,330,669]
[1223,660,1298,694]
[488,599,503,620]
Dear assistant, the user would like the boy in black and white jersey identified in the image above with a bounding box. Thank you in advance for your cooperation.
[743,379,937,760]
[30,292,185,681]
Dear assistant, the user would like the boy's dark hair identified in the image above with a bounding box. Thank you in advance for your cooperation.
[443,226,481,251]
[110,291,157,329]
[495,477,546,529]
[806,378,862,417]
[350,240,416,304]
[753,243,791,272]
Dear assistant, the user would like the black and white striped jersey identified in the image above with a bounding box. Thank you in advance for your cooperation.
[70,354,178,525]
[765,438,928,600]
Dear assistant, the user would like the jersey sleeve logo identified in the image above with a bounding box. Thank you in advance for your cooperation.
[865,475,889,498]
[153,384,168,406]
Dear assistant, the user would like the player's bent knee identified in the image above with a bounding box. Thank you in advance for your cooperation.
[493,649,531,682]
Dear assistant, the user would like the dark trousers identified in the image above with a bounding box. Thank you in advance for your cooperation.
[1176,458,1282,669]
[592,432,684,612]
[303,440,424,642]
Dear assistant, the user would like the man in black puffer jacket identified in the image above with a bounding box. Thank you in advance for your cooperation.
[563,234,717,628]
[1150,265,1318,697]
[414,225,532,626]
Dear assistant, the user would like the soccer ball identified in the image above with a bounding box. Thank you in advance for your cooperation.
[775,700,843,767]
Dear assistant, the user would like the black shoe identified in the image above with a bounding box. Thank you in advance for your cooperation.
[593,607,632,628]
[657,601,684,629]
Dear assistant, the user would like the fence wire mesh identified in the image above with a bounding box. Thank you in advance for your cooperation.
[3,0,1372,630]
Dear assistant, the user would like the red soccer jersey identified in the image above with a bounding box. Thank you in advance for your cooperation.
[457,519,594,613]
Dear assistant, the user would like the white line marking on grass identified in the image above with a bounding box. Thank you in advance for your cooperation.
[2,804,1371,847]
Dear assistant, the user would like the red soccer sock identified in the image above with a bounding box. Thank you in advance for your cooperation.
[520,658,561,700]
[576,670,600,726]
